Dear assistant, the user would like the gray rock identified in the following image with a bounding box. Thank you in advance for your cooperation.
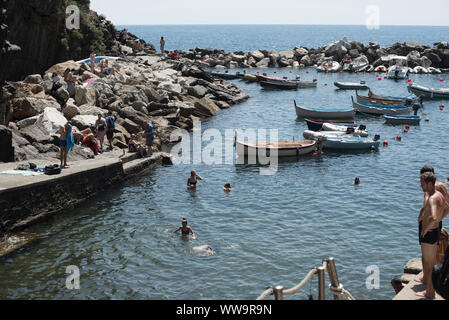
[71,115,98,130]
[16,115,39,129]
[10,97,61,121]
[255,57,270,68]
[194,97,220,117]
[249,50,265,61]
[188,85,208,98]
[24,74,43,84]
[294,47,309,59]
[121,118,141,134]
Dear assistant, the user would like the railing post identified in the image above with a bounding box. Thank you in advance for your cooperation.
[317,267,326,300]
[273,285,284,300]
[326,257,342,300]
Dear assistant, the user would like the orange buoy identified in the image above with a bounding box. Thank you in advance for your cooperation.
[404,128,409,133]
[370,145,376,151]
[383,140,389,146]
[396,136,402,141]
[425,118,430,122]
[405,125,410,130]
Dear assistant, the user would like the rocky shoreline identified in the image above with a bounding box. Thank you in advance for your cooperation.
[176,38,449,73]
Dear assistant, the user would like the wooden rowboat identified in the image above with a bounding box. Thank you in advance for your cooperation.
[235,136,317,158]
[294,100,355,119]
[356,91,413,106]
[351,97,411,115]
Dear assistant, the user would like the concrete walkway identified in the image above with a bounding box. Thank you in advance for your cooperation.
[394,271,444,300]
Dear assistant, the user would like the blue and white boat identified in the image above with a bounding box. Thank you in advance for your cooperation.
[295,100,355,119]
[305,119,356,131]
[384,115,421,125]
[76,56,119,64]
[322,136,381,150]
[351,97,411,115]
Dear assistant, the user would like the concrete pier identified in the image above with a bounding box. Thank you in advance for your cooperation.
[0,151,171,243]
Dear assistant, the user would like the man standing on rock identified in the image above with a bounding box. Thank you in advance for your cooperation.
[105,111,116,151]
[143,121,154,157]
[160,36,165,55]
[417,172,447,298]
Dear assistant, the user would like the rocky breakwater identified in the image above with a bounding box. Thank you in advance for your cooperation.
[177,38,449,73]
[0,53,249,163]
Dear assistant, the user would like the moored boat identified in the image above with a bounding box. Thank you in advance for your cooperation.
[407,82,449,99]
[210,71,243,80]
[356,91,414,106]
[235,136,317,158]
[305,119,356,131]
[321,136,381,150]
[294,100,355,119]
[317,59,341,73]
[334,81,369,90]
[384,115,421,125]
[260,78,317,89]
[351,97,411,115]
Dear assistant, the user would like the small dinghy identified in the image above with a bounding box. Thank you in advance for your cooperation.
[384,115,421,125]
[334,81,369,90]
[352,97,411,115]
[260,78,317,89]
[235,133,317,157]
[294,100,355,119]
[407,82,449,99]
[305,119,356,131]
[317,59,341,73]
[321,136,381,150]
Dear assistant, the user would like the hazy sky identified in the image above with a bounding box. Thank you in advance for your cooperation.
[90,0,449,26]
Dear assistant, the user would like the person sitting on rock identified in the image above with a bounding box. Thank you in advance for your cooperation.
[81,133,99,156]
[128,134,147,158]
[50,73,62,92]
[99,59,116,77]
[63,68,78,97]
[72,128,93,144]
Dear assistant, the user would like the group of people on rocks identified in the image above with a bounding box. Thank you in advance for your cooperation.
[58,110,155,168]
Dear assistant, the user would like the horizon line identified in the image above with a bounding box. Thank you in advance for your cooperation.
[114,23,449,27]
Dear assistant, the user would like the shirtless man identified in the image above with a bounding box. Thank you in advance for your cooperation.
[419,165,449,266]
[416,172,447,298]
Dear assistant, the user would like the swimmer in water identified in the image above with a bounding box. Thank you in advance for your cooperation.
[187,170,203,189]
[223,182,232,192]
[173,218,195,238]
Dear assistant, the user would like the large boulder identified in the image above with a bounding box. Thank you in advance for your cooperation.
[16,115,39,129]
[78,104,108,116]
[10,97,61,121]
[75,85,97,106]
[71,115,98,130]
[300,55,313,66]
[35,107,68,136]
[279,50,295,60]
[249,50,265,61]
[46,60,80,76]
[188,85,208,98]
[0,125,14,162]
[62,99,81,119]
[294,47,309,60]
[255,57,270,68]
[194,97,220,117]
[24,74,43,84]
[407,50,421,68]
[121,118,141,134]
[324,43,348,60]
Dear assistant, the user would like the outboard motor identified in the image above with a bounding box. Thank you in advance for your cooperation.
[373,134,380,141]
[395,69,399,78]
[413,104,420,115]
[358,124,367,131]
[346,127,355,134]
[405,98,413,106]
[313,79,317,82]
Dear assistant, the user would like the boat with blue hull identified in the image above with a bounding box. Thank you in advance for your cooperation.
[352,97,411,115]
[322,136,381,150]
[294,100,355,119]
[305,119,356,131]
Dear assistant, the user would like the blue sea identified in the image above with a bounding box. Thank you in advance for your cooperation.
[118,25,449,52]
[1,25,449,300]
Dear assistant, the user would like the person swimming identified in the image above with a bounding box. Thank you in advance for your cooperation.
[173,218,195,237]
[223,182,232,192]
[187,170,203,188]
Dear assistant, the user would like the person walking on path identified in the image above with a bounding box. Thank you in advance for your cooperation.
[105,111,116,151]
[59,122,74,168]
[160,36,165,55]
[95,114,107,152]
[416,172,448,298]
[142,121,154,157]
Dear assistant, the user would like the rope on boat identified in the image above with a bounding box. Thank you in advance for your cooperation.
[282,268,318,295]
[328,283,356,300]
[256,287,274,300]
[256,259,356,300]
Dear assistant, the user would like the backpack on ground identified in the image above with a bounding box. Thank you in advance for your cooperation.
[44,164,61,175]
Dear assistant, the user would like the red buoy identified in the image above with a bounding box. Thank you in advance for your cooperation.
[396,136,402,141]
[404,128,409,133]
[440,78,444,82]
[383,140,389,147]
[405,125,410,130]
[425,118,430,122]
[378,77,382,81]
[408,78,412,83]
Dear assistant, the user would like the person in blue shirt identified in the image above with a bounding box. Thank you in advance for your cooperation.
[105,111,116,150]
[142,121,154,156]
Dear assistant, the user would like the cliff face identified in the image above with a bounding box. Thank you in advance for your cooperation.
[2,0,121,82]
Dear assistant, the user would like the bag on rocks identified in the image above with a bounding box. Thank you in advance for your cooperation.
[44,164,61,175]
[432,244,449,300]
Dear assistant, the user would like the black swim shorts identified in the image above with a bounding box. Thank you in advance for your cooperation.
[419,221,441,245]
[106,129,114,140]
